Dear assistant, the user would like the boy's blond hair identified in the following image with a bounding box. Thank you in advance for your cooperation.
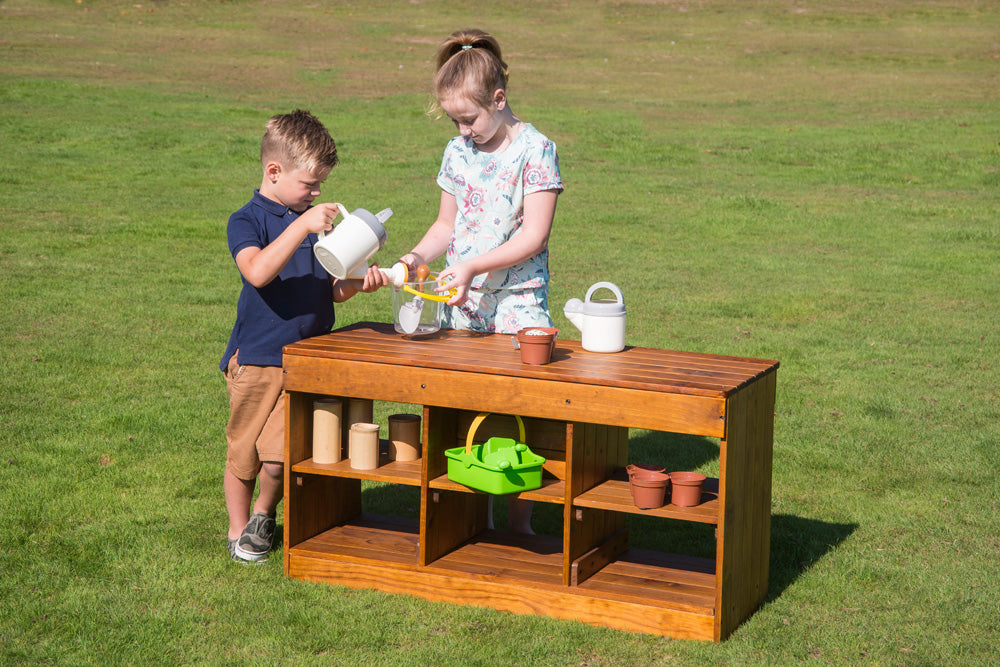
[260,109,338,174]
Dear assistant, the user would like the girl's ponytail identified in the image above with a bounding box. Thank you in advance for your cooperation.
[433,29,509,111]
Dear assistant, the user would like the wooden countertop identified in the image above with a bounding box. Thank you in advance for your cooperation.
[284,321,778,400]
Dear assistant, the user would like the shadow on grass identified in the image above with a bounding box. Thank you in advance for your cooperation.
[628,430,858,599]
[627,429,719,472]
[767,514,856,601]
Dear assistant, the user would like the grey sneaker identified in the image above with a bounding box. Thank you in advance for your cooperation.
[228,537,263,564]
[234,512,275,561]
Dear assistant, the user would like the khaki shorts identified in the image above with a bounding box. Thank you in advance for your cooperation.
[224,352,285,480]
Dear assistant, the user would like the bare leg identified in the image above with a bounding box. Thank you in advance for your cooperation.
[508,498,535,535]
[253,462,284,516]
[224,468,254,540]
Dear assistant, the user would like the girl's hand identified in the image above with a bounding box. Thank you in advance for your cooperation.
[397,253,427,282]
[435,263,475,306]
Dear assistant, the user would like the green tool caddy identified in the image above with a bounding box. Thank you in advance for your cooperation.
[445,413,545,494]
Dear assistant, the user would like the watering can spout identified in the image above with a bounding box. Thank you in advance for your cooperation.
[563,298,585,333]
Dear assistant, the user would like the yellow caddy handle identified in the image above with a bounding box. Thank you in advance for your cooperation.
[465,413,526,455]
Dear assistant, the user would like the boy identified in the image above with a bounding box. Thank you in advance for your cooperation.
[220,109,388,563]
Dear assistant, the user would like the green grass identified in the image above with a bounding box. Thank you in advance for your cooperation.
[2,1,999,664]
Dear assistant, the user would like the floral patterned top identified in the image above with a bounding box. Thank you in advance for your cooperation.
[437,123,564,294]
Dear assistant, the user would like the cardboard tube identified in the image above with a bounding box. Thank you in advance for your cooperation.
[312,398,342,464]
[349,423,380,470]
[346,398,374,425]
[342,398,374,449]
[388,413,421,461]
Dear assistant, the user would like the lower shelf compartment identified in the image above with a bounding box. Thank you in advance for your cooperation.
[424,530,564,588]
[575,548,716,614]
[290,513,420,566]
[286,516,719,640]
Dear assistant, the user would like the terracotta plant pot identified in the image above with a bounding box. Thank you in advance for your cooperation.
[669,471,707,507]
[629,470,670,509]
[516,327,559,365]
[626,463,665,478]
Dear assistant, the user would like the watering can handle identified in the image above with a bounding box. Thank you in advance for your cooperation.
[585,281,624,304]
[465,413,526,455]
[317,203,350,240]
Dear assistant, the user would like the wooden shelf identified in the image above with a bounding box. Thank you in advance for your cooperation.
[291,525,716,616]
[574,548,716,614]
[574,475,721,524]
[423,531,565,588]
[428,474,566,504]
[290,513,419,566]
[292,457,422,486]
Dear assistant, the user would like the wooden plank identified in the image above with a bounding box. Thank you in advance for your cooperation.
[298,321,777,377]
[285,322,778,399]
[574,477,720,524]
[715,369,776,641]
[571,528,629,585]
[287,552,716,640]
[422,488,488,564]
[563,422,628,585]
[429,539,564,587]
[292,456,422,485]
[427,474,566,504]
[284,392,362,569]
[283,354,728,438]
[420,407,490,564]
[290,515,419,565]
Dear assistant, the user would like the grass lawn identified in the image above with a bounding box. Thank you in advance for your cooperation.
[1,1,998,665]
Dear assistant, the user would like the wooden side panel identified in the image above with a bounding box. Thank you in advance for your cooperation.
[715,369,776,640]
[564,423,628,585]
[571,528,628,585]
[284,392,361,574]
[420,407,488,564]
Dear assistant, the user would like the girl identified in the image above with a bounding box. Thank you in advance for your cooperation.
[400,29,564,534]
[400,28,564,334]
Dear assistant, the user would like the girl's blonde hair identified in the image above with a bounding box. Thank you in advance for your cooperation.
[260,109,339,175]
[432,29,509,113]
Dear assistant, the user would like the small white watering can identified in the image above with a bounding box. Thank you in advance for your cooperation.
[563,282,627,353]
[314,204,407,282]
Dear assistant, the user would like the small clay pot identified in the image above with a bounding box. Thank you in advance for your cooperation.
[626,463,665,479]
[629,470,670,509]
[516,327,559,365]
[669,471,707,507]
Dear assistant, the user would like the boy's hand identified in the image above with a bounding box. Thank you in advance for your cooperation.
[358,264,391,293]
[297,203,341,235]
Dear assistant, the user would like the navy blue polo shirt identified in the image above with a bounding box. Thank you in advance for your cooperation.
[220,190,334,371]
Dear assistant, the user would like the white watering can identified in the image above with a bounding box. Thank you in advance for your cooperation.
[563,282,627,353]
[313,204,406,285]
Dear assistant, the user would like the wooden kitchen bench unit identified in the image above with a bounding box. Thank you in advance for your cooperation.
[282,322,778,642]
